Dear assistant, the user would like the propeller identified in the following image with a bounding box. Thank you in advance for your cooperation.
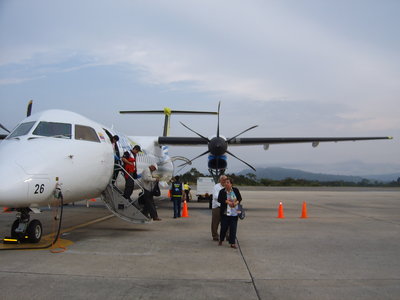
[179,122,209,142]
[27,100,33,117]
[227,125,258,143]
[178,101,257,174]
[0,123,10,133]
[0,100,33,139]
[226,150,256,171]
[217,101,220,137]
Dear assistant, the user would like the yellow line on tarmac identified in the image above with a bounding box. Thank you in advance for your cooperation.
[43,214,115,239]
[45,214,115,251]
[0,214,115,251]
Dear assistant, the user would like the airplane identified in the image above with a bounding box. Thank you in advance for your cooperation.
[122,102,393,180]
[0,101,393,244]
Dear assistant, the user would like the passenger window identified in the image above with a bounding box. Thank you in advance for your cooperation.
[7,121,36,139]
[75,125,100,142]
[32,122,71,138]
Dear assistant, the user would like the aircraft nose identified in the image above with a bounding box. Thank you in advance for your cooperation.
[0,161,29,207]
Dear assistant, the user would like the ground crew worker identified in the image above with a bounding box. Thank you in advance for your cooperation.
[170,176,183,218]
[183,182,191,201]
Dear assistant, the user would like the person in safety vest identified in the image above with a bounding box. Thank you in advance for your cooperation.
[170,176,183,218]
[183,182,191,202]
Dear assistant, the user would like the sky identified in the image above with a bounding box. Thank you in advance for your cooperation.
[0,0,399,176]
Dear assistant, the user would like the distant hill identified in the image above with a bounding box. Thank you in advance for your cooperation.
[238,167,400,183]
[363,173,400,182]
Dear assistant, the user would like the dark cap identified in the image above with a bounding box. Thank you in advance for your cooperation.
[132,145,141,151]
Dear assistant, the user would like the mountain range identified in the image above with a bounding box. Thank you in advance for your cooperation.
[238,167,400,183]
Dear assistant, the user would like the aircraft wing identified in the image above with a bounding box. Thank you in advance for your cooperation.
[227,136,393,146]
[158,136,393,146]
[158,137,209,145]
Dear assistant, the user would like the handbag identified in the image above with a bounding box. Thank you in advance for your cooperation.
[237,204,245,220]
[152,182,161,197]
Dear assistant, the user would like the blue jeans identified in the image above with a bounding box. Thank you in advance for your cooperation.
[172,197,182,218]
[220,215,238,244]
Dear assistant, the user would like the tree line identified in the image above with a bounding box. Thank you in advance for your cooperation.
[179,168,400,187]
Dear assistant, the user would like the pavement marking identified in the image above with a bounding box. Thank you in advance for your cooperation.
[0,214,114,251]
[48,214,115,237]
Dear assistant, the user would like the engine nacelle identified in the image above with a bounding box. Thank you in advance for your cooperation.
[208,155,227,170]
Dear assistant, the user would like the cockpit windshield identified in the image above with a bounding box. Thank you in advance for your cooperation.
[6,121,36,139]
[32,121,72,139]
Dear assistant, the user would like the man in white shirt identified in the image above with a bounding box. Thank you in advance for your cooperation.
[141,164,161,221]
[211,175,227,241]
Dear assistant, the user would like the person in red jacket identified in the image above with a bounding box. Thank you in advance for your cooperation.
[121,145,141,200]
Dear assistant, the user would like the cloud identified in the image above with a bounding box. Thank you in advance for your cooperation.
[0,77,42,85]
[0,0,399,133]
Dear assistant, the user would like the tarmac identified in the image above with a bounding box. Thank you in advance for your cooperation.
[1,187,400,300]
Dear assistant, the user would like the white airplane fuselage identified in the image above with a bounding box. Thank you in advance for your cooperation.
[0,109,173,208]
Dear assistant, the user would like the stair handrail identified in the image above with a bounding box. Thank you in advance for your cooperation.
[101,183,149,223]
[114,163,145,192]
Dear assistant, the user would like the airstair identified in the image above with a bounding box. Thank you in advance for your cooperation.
[101,166,150,223]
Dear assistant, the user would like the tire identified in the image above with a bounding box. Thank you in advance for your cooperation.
[27,219,42,243]
[11,220,20,238]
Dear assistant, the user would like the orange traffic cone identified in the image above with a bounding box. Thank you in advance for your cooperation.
[300,201,308,218]
[277,202,285,218]
[182,200,189,217]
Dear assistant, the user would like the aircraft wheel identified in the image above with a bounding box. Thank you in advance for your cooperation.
[27,219,42,243]
[11,220,21,238]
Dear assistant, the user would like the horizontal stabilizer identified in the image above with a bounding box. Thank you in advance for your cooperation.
[120,109,218,115]
[120,107,217,137]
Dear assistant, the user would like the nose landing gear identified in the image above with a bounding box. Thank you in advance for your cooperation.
[4,208,43,244]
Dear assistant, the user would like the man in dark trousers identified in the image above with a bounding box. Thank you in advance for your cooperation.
[170,176,183,218]
[121,145,141,200]
[141,164,161,221]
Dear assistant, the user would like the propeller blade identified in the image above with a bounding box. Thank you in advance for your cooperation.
[226,150,256,171]
[0,123,10,133]
[227,125,259,143]
[177,150,210,167]
[217,101,221,137]
[180,122,210,141]
[27,100,33,117]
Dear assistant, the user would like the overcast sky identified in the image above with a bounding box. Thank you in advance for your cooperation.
[0,0,399,175]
